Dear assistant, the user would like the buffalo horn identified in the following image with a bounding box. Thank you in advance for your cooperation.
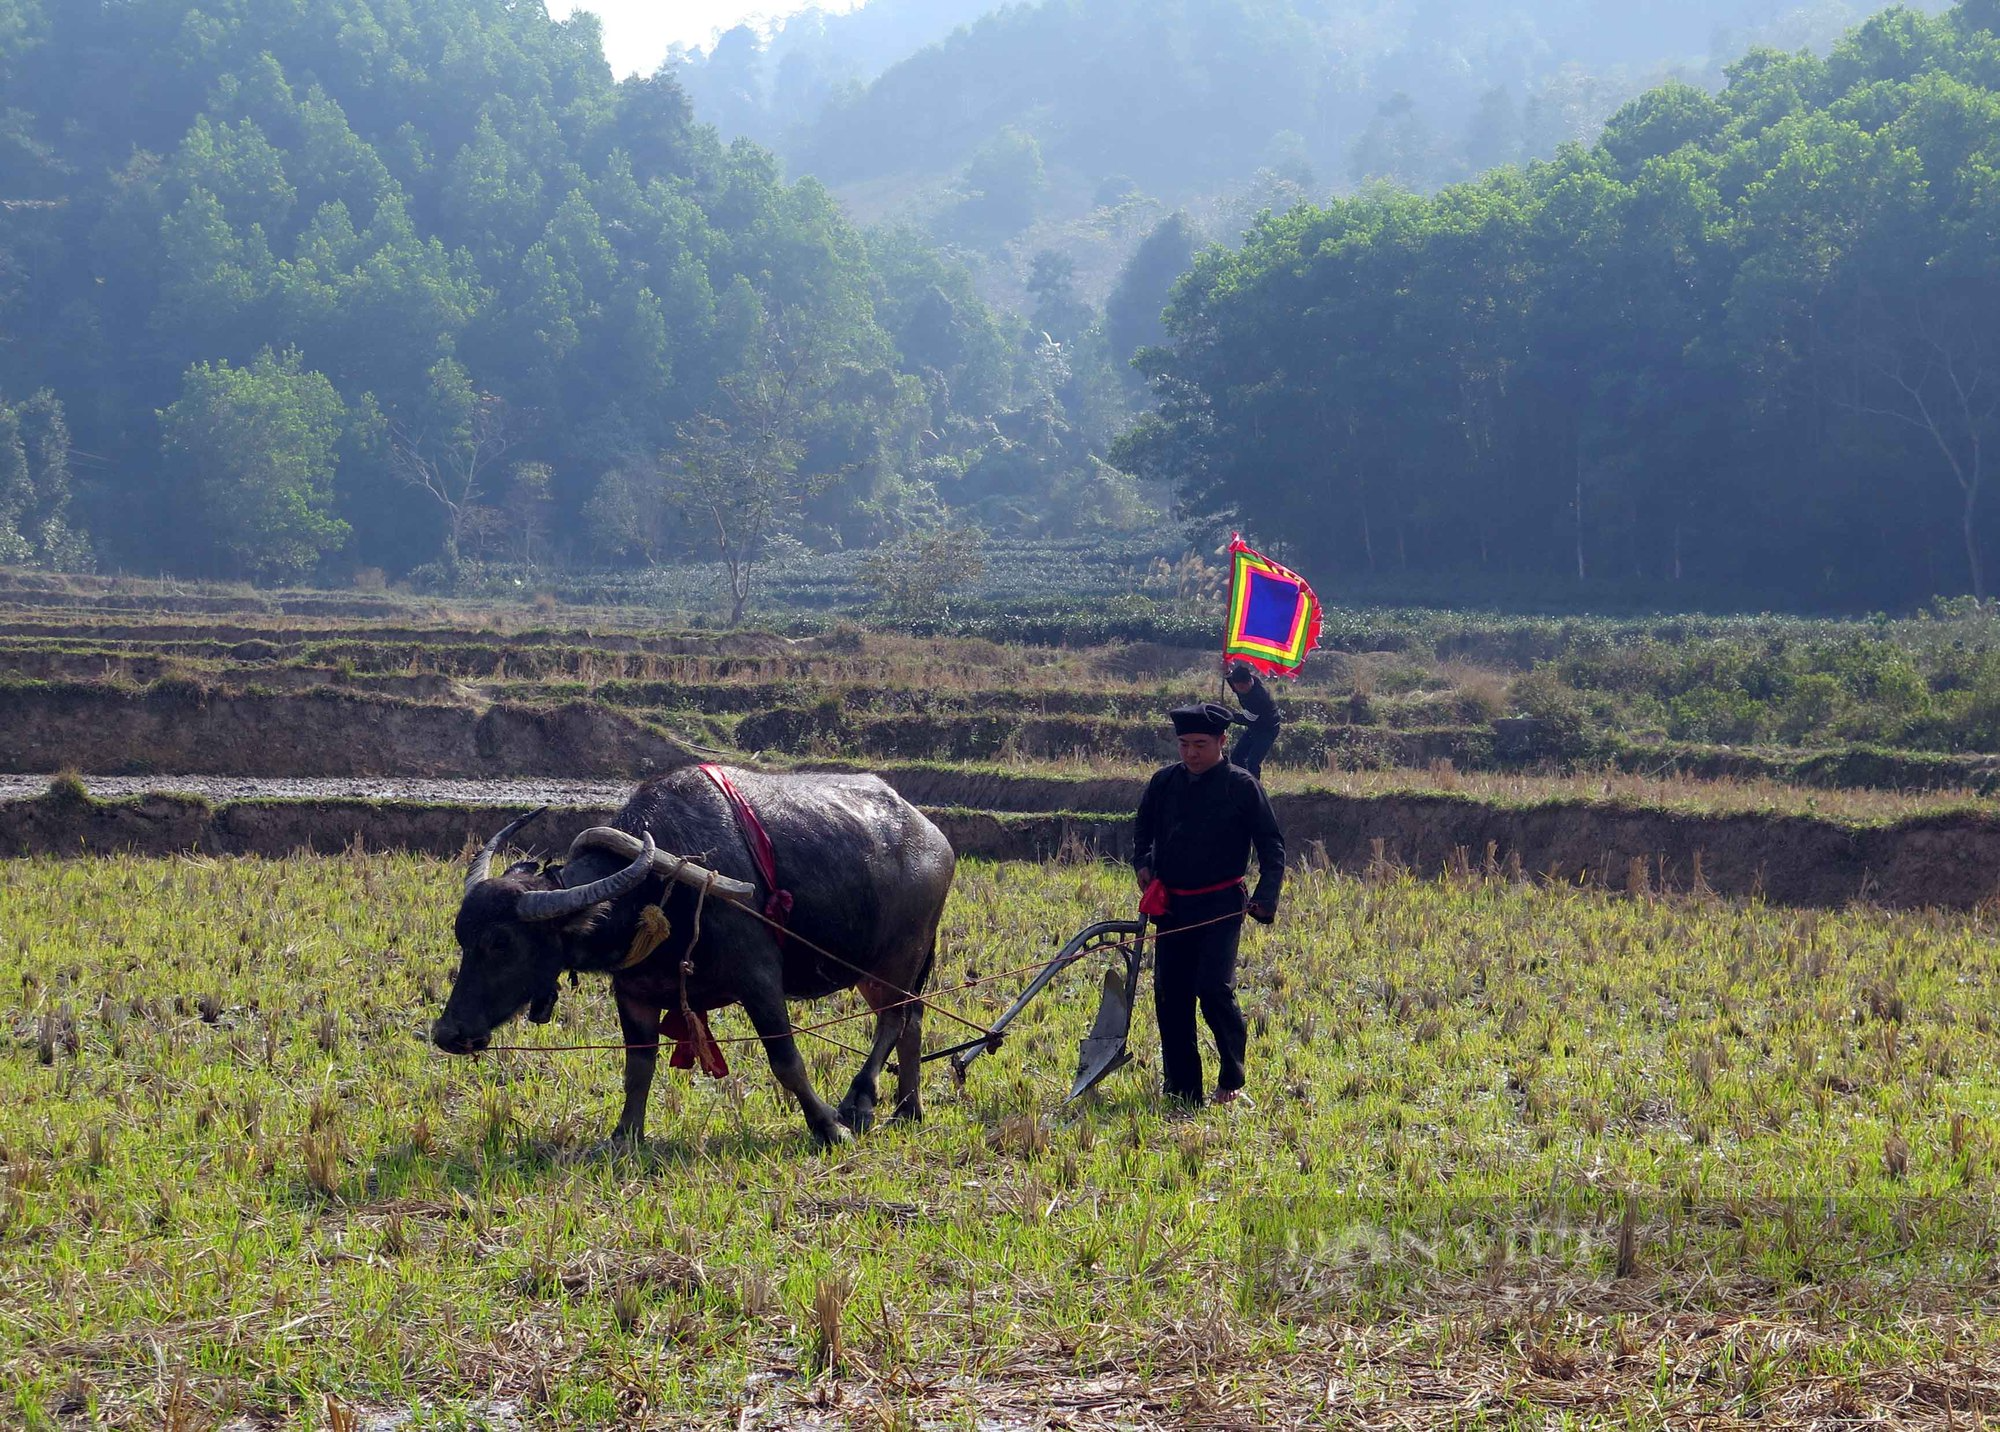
[516,830,657,922]
[465,806,549,895]
[567,827,757,902]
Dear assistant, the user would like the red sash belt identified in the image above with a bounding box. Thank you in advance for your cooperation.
[699,763,794,940]
[661,1009,728,1077]
[1139,877,1245,918]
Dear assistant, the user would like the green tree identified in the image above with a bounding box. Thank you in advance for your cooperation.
[0,388,90,569]
[1026,251,1091,346]
[1104,211,1199,384]
[0,0,1037,581]
[950,127,1045,243]
[1463,87,1523,174]
[160,349,349,581]
[1349,92,1440,189]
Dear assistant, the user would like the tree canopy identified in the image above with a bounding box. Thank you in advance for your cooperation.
[1118,2,2000,609]
[0,0,1141,584]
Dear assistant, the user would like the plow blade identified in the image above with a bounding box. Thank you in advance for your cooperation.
[1066,962,1136,1102]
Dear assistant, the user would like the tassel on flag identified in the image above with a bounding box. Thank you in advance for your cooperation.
[1223,534,1321,678]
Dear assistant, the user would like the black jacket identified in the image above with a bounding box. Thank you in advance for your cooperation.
[1132,760,1285,912]
[1229,676,1281,732]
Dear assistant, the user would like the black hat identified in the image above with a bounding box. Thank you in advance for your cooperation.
[1226,660,1255,682]
[1170,702,1233,737]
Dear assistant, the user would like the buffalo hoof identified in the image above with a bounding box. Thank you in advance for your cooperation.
[889,1102,924,1125]
[571,1134,648,1164]
[835,1095,877,1136]
[812,1120,854,1150]
[597,1125,652,1156]
[559,1141,615,1167]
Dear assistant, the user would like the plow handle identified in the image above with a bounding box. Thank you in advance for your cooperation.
[932,918,1146,1078]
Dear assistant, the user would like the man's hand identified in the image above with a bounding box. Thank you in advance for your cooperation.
[1247,900,1275,925]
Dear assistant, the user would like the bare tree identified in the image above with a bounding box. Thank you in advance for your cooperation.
[663,405,807,627]
[387,368,531,574]
[662,322,838,625]
[858,522,988,622]
[1841,283,1998,599]
[582,459,674,567]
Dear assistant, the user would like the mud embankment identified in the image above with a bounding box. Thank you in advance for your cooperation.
[0,785,624,859]
[738,707,1484,767]
[9,779,2000,910]
[0,784,1111,869]
[918,791,2000,909]
[0,682,690,778]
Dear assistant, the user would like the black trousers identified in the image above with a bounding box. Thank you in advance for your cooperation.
[1232,725,1277,781]
[1152,888,1248,1103]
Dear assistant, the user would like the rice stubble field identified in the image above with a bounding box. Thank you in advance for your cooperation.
[6,852,2000,1426]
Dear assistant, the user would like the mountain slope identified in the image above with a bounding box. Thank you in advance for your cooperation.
[676,0,1953,309]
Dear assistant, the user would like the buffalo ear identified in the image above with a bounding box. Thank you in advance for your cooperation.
[562,901,612,938]
[504,859,540,878]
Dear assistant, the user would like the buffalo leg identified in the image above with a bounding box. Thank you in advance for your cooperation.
[738,974,849,1148]
[612,989,661,1146]
[837,981,904,1135]
[892,995,924,1123]
[892,933,937,1123]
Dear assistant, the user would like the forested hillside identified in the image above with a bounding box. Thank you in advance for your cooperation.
[1116,1,2000,609]
[670,0,996,146]
[676,0,1949,307]
[0,0,1144,589]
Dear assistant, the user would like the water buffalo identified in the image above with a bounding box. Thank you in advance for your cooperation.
[432,767,956,1148]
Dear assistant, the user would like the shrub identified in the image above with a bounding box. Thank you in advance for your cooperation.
[860,524,988,623]
[1778,673,1846,742]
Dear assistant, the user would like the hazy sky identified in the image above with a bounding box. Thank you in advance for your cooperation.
[547,0,864,76]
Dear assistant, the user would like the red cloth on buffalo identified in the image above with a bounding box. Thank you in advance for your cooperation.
[661,1009,727,1078]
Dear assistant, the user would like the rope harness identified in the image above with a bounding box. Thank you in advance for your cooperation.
[607,862,729,1076]
[487,903,1249,1061]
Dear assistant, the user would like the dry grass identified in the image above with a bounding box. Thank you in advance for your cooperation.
[5,853,2000,1426]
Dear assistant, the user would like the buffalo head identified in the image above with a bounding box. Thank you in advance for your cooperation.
[431,810,656,1055]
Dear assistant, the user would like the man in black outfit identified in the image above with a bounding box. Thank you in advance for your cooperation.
[1224,659,1281,781]
[1133,702,1286,1110]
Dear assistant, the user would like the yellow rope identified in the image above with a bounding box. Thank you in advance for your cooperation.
[618,904,672,970]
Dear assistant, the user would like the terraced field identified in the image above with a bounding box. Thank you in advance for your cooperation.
[10,575,2000,1426]
[10,577,2000,909]
[12,574,2000,795]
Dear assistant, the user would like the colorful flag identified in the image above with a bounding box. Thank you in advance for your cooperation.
[1223,534,1321,677]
